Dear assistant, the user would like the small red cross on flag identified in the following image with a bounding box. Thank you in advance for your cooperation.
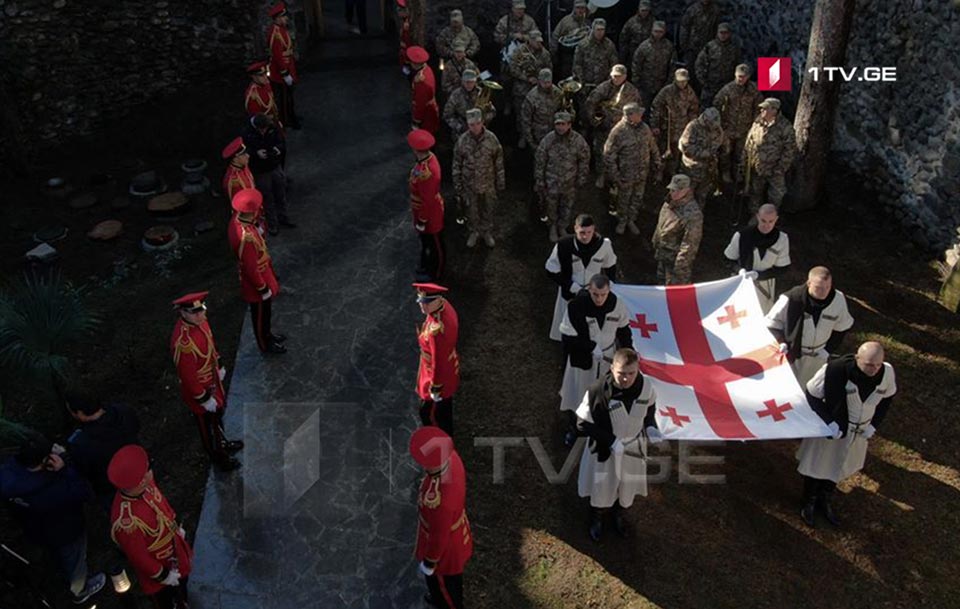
[757,399,793,422]
[659,406,691,427]
[717,305,747,329]
[629,313,659,338]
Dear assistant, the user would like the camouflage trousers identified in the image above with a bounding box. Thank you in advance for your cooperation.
[719,134,745,182]
[592,127,611,179]
[655,250,693,285]
[544,189,577,227]
[465,190,498,235]
[682,159,718,209]
[615,179,648,222]
[749,172,787,212]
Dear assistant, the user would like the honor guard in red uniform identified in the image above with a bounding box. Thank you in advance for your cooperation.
[397,0,412,71]
[222,137,269,234]
[410,427,472,609]
[108,445,193,608]
[414,283,460,435]
[408,129,446,281]
[267,2,300,129]
[227,189,287,354]
[244,60,280,124]
[170,291,243,471]
[407,46,440,134]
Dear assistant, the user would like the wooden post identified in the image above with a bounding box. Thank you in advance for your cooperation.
[789,0,856,211]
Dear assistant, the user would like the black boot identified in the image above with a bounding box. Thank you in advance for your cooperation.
[612,503,629,538]
[214,454,242,471]
[589,508,604,542]
[800,499,816,527]
[819,485,840,527]
[223,439,244,453]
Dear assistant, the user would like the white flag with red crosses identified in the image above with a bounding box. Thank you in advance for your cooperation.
[612,275,831,441]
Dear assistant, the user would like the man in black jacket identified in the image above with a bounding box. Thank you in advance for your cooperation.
[243,113,296,235]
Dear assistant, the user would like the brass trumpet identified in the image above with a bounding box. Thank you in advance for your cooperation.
[477,79,503,117]
[559,76,582,114]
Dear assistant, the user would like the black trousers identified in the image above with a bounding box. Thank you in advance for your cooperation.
[194,411,230,461]
[419,231,446,280]
[425,572,463,609]
[254,167,288,228]
[802,475,837,503]
[419,398,453,436]
[270,80,299,128]
[149,578,189,609]
[345,0,367,32]
[249,298,274,352]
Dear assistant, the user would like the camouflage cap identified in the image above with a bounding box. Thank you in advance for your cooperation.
[529,30,544,42]
[573,0,588,7]
[462,68,478,81]
[638,0,652,9]
[554,110,573,123]
[452,40,468,52]
[512,0,526,8]
[450,9,463,21]
[717,22,731,32]
[702,107,720,122]
[667,174,692,190]
[538,67,553,81]
[466,108,484,123]
[592,18,607,29]
[758,97,781,110]
[735,63,750,76]
[675,68,690,81]
[610,64,627,77]
[623,102,644,115]
[652,20,666,31]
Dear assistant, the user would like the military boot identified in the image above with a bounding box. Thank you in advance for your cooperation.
[548,225,559,243]
[615,219,627,235]
[589,508,604,542]
[627,220,641,236]
[800,498,816,527]
[819,489,841,527]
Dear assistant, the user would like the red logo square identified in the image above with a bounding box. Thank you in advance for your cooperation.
[757,57,792,91]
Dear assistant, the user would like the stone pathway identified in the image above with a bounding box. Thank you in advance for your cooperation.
[189,34,428,609]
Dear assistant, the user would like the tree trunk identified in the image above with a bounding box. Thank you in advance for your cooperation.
[790,0,856,211]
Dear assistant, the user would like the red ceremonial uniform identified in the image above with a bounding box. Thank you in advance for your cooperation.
[244,81,280,122]
[110,483,193,596]
[170,318,225,416]
[417,299,460,399]
[410,152,444,234]
[412,66,440,134]
[268,23,298,84]
[228,215,280,303]
[222,163,256,202]
[415,451,473,575]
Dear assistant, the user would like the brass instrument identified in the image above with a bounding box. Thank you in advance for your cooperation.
[592,81,626,127]
[559,76,582,114]
[476,79,503,117]
[558,24,590,48]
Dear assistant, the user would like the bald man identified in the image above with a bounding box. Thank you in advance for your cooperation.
[765,266,853,385]
[797,342,896,527]
[724,204,790,312]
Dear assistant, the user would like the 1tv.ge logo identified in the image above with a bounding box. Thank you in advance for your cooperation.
[758,56,897,90]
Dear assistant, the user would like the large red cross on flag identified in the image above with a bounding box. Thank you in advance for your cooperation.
[613,275,831,441]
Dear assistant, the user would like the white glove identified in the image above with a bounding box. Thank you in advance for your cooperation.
[218,367,226,381]
[778,343,789,354]
[645,426,664,444]
[201,397,218,413]
[415,222,426,232]
[160,568,181,587]
[611,439,625,456]
[860,424,876,440]
[827,421,842,439]
[738,268,759,280]
[570,282,583,295]
[178,526,187,539]
[430,391,442,403]
[402,65,412,76]
[261,288,273,300]
[815,347,829,360]
[591,344,604,361]
[256,149,269,159]
[419,561,436,576]
[51,443,66,455]
[283,74,294,86]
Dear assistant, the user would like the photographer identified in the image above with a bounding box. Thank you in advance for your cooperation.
[0,436,105,604]
[242,112,296,235]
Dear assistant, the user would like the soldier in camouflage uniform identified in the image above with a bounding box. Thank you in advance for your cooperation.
[694,23,742,106]
[522,68,565,150]
[650,68,699,179]
[604,103,661,236]
[652,174,703,285]
[630,21,676,107]
[444,69,496,137]
[585,64,641,187]
[441,41,479,98]
[509,30,553,149]
[679,0,719,69]
[454,108,506,248]
[495,0,539,114]
[678,107,724,208]
[714,63,762,183]
[619,1,655,68]
[572,19,619,90]
[435,9,481,60]
[535,111,591,241]
[741,98,797,212]
[551,0,590,80]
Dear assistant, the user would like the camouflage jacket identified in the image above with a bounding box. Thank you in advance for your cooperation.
[742,117,797,177]
[441,57,479,96]
[678,116,724,167]
[619,13,655,65]
[630,37,676,99]
[603,118,661,185]
[572,37,619,86]
[550,14,589,55]
[679,0,719,58]
[508,44,553,97]
[652,192,703,267]
[650,83,699,139]
[521,84,565,146]
[494,13,538,47]
[435,25,481,59]
[443,86,496,134]
[534,129,591,193]
[584,79,642,132]
[694,38,742,94]
[713,80,763,139]
[453,128,506,194]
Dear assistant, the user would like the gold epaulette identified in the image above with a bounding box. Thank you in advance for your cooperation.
[172,325,199,366]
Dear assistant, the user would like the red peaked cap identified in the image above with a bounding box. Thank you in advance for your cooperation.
[107,444,150,489]
[268,2,287,17]
[172,291,209,311]
[409,427,454,469]
[246,60,269,74]
[406,46,429,64]
[407,129,435,151]
[232,188,263,213]
[396,0,407,7]
[221,136,245,159]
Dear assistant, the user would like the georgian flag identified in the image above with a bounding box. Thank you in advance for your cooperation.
[613,275,831,441]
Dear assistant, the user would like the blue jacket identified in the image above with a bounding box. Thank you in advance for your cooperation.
[0,458,91,547]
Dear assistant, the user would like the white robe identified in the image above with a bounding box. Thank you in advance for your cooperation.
[545,238,618,341]
[723,230,790,313]
[558,296,631,412]
[576,379,657,508]
[797,362,897,482]
[765,290,854,386]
